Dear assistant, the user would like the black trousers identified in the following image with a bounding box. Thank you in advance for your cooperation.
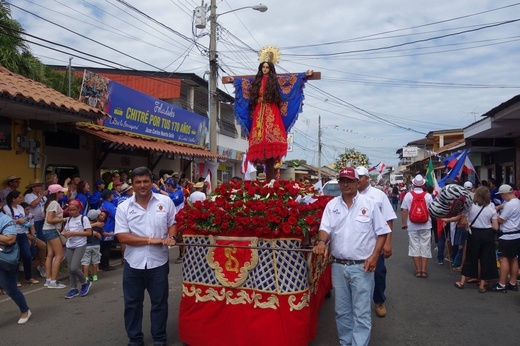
[99,240,113,269]
[461,227,498,280]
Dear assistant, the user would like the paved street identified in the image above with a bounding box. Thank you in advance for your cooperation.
[2,215,520,345]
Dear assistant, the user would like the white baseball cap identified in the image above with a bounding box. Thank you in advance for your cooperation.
[463,181,473,190]
[355,167,370,177]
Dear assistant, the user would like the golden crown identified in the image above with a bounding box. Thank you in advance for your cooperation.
[258,45,280,64]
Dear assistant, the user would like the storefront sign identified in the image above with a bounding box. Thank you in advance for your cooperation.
[80,70,208,148]
[402,146,418,157]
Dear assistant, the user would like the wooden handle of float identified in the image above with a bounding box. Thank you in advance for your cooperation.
[174,242,314,252]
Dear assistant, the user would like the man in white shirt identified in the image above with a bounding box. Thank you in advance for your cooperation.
[401,174,433,278]
[115,167,177,346]
[187,182,206,203]
[356,167,395,318]
[490,184,520,292]
[313,167,390,346]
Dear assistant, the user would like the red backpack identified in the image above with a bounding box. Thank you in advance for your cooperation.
[409,191,429,223]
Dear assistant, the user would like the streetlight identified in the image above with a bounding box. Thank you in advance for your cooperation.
[207,1,267,186]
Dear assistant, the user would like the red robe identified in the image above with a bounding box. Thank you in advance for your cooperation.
[247,76,287,164]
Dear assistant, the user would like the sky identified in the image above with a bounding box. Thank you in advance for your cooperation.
[9,0,520,169]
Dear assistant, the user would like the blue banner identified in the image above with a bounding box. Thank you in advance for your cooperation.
[81,71,208,147]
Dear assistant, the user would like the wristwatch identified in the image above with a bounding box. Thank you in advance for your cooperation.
[316,239,326,244]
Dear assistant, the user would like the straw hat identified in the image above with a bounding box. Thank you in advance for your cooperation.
[194,182,204,189]
[257,173,266,181]
[4,175,21,184]
[25,179,45,189]
[121,183,133,194]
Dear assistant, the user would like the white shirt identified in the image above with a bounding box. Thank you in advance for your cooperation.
[464,203,497,229]
[499,198,520,240]
[115,193,176,269]
[401,187,433,231]
[2,204,26,234]
[188,190,206,203]
[63,215,91,248]
[359,185,397,223]
[25,192,46,222]
[43,200,63,230]
[319,193,390,260]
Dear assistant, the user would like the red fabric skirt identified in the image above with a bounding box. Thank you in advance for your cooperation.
[247,101,287,164]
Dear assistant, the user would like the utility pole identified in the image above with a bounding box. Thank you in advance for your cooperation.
[208,0,218,187]
[68,57,73,97]
[318,115,322,181]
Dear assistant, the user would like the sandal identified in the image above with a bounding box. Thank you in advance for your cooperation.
[414,271,422,278]
[421,272,428,278]
[454,282,465,289]
[0,289,6,295]
[478,287,487,293]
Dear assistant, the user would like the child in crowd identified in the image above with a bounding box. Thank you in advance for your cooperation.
[20,202,47,278]
[81,209,105,282]
[62,200,92,298]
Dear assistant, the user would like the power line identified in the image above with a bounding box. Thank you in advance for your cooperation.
[284,18,520,58]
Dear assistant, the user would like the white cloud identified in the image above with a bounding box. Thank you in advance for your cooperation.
[11,0,520,168]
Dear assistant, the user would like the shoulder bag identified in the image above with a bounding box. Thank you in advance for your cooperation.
[467,206,485,234]
[0,222,20,270]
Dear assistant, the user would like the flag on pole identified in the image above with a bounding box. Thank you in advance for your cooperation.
[438,149,470,187]
[313,180,323,194]
[369,162,386,174]
[444,150,475,173]
[204,169,212,195]
[241,153,257,181]
[425,158,441,195]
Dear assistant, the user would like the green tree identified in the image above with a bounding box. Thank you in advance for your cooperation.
[1,1,83,98]
[334,148,370,170]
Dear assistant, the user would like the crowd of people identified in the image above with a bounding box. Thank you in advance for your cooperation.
[0,169,208,329]
[399,175,520,295]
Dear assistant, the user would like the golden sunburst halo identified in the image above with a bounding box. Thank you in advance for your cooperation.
[258,45,281,64]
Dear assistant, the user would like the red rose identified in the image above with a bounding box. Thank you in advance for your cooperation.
[281,223,292,234]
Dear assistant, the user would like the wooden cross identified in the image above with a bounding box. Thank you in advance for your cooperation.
[222,71,321,84]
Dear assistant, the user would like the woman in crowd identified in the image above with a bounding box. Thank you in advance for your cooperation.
[62,199,92,298]
[20,202,47,278]
[75,181,92,216]
[2,191,39,285]
[42,184,68,289]
[0,212,32,324]
[454,186,498,293]
[24,179,47,241]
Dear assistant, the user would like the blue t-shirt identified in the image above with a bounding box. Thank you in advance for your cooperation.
[100,200,117,241]
[0,213,17,236]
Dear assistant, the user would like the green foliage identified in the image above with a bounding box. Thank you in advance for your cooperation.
[334,148,370,170]
[1,1,83,99]
[285,159,307,167]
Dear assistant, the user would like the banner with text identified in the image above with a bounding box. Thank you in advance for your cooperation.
[80,70,208,147]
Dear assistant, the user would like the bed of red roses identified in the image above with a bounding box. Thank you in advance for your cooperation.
[176,179,333,238]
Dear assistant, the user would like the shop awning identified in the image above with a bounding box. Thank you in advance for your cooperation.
[76,123,225,160]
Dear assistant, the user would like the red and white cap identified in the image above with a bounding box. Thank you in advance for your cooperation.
[339,167,358,180]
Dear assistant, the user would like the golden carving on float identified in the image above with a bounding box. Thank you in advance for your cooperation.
[206,235,259,288]
[182,284,281,310]
[288,292,310,311]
